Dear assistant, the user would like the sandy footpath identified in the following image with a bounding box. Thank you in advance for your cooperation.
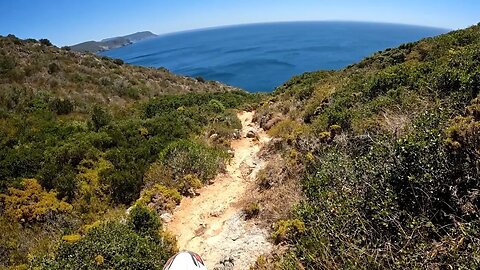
[165,111,272,269]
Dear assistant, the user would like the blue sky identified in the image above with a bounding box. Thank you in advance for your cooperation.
[0,0,478,46]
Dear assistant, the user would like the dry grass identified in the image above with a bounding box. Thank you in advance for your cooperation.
[241,153,303,228]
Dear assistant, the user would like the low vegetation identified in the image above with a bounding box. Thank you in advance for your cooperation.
[0,35,264,268]
[2,22,480,269]
[39,206,176,269]
[252,23,480,269]
[0,34,237,113]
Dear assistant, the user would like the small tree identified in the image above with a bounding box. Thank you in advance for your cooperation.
[208,99,225,113]
[49,98,74,115]
[128,205,161,240]
[90,106,111,131]
[39,38,53,46]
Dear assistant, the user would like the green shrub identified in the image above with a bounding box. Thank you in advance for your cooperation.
[49,98,73,115]
[48,62,60,74]
[244,202,260,219]
[136,184,181,212]
[39,39,52,46]
[127,205,161,239]
[272,219,305,244]
[280,111,480,268]
[40,219,175,269]
[90,105,111,131]
[0,179,72,223]
[268,119,306,142]
[208,99,225,113]
[159,139,226,184]
[112,58,124,65]
[0,54,15,75]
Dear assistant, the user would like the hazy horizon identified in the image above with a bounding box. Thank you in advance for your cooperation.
[152,20,452,38]
[102,21,448,92]
[0,0,478,46]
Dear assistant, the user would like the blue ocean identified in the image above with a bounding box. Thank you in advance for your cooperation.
[102,22,448,92]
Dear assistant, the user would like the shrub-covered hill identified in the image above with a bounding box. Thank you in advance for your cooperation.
[252,24,480,268]
[0,35,262,268]
[0,35,237,112]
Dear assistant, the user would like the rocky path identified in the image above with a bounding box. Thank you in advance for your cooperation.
[165,111,272,270]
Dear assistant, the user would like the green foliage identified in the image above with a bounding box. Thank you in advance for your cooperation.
[0,179,72,223]
[0,35,243,111]
[127,205,161,240]
[39,138,100,200]
[39,39,52,46]
[0,53,16,75]
[48,62,60,74]
[136,184,181,212]
[0,216,66,268]
[272,219,305,244]
[112,58,124,65]
[100,147,148,204]
[281,121,480,268]
[90,105,111,131]
[0,35,261,268]
[72,158,112,222]
[49,97,73,115]
[264,24,480,269]
[143,91,260,118]
[244,202,260,219]
[268,119,306,142]
[208,99,226,113]
[159,139,226,187]
[40,219,175,269]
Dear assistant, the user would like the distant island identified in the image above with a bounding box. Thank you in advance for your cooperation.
[70,31,157,53]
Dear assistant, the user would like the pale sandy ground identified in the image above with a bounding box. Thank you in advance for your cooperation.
[165,111,272,269]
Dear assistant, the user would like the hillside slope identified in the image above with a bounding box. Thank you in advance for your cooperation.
[250,24,480,269]
[0,35,261,269]
[0,35,237,112]
[1,23,480,269]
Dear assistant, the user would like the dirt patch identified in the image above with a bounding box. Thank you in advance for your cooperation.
[165,111,272,269]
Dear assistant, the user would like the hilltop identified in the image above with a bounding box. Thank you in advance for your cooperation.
[0,35,238,112]
[70,31,157,53]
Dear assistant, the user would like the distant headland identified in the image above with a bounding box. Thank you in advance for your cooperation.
[70,31,157,53]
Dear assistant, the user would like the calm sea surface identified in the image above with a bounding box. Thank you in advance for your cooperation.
[102,22,448,92]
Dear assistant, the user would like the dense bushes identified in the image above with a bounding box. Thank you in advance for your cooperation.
[279,111,479,268]
[1,179,72,223]
[159,140,225,181]
[136,184,181,213]
[0,34,265,268]
[39,39,53,46]
[41,206,176,269]
[143,90,260,118]
[0,53,16,75]
[0,86,254,267]
[256,24,480,269]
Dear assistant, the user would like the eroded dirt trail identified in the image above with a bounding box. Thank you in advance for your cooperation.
[165,111,272,269]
